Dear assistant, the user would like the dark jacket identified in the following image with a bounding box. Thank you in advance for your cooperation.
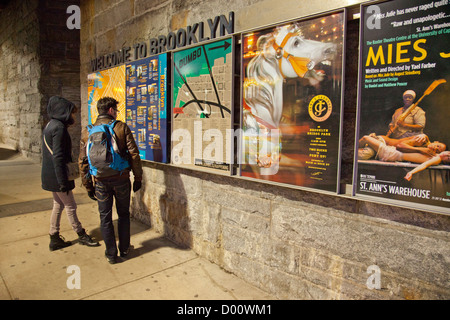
[79,114,143,192]
[41,96,76,192]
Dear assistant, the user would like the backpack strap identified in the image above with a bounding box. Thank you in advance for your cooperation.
[108,120,129,162]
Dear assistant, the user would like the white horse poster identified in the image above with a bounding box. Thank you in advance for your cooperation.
[240,11,346,193]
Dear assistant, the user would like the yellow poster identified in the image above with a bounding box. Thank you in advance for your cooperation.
[87,65,125,124]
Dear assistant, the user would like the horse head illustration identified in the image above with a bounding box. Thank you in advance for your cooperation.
[243,23,337,170]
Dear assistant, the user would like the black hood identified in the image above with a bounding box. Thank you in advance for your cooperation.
[47,96,75,123]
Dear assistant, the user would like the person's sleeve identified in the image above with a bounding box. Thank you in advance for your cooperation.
[52,126,69,189]
[389,108,399,127]
[124,124,143,181]
[414,108,426,128]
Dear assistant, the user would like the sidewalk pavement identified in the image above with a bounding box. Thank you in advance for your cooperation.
[0,145,275,300]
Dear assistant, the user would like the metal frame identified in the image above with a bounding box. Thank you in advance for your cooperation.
[124,52,170,163]
[353,0,450,215]
[238,8,348,194]
[170,37,235,175]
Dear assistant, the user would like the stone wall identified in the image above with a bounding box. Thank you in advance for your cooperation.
[132,163,449,299]
[0,0,80,161]
[0,0,41,159]
[39,0,81,159]
[80,0,450,299]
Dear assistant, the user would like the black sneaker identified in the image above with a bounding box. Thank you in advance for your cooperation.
[49,233,71,251]
[77,229,100,247]
[120,245,133,258]
[105,255,121,264]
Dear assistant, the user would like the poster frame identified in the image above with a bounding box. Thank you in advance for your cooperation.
[352,0,450,215]
[237,8,348,195]
[170,36,236,176]
[125,52,170,164]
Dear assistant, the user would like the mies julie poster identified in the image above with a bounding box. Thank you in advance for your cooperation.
[355,0,450,212]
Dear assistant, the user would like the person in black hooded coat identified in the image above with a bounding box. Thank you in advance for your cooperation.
[42,96,99,251]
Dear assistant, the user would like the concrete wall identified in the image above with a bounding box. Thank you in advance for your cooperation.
[80,0,450,299]
[0,0,80,161]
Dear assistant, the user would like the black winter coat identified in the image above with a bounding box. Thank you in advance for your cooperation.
[41,96,76,192]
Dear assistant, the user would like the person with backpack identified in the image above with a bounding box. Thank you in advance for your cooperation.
[42,96,99,251]
[79,97,143,264]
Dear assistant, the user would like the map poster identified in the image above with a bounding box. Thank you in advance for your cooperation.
[171,38,233,172]
[240,11,346,193]
[87,65,126,124]
[355,0,450,212]
[125,53,168,162]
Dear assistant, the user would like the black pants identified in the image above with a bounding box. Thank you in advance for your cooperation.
[95,178,131,258]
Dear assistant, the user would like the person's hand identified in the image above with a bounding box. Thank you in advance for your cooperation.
[404,172,412,181]
[396,119,406,128]
[256,155,272,168]
[133,180,142,192]
[88,190,97,201]
[419,147,436,157]
[413,134,427,145]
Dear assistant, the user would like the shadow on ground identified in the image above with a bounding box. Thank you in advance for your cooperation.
[0,147,21,160]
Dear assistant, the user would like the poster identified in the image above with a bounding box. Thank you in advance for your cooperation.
[355,0,450,211]
[126,54,168,162]
[240,11,346,192]
[87,65,126,124]
[172,38,233,172]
